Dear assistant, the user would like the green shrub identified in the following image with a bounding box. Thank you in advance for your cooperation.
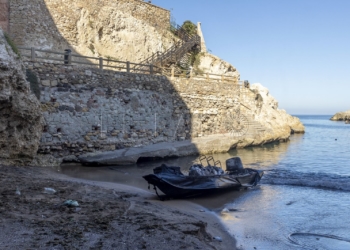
[88,44,95,54]
[189,51,199,66]
[26,69,41,100]
[181,20,197,36]
[4,32,20,56]
[191,52,204,75]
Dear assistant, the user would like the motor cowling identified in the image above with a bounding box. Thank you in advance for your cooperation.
[226,157,244,171]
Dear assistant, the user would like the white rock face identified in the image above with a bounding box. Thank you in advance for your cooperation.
[10,0,176,63]
[73,8,176,62]
[245,83,305,145]
[250,83,279,110]
[197,52,240,78]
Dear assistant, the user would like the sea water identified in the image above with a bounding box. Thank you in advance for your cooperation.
[219,115,350,250]
[59,115,350,250]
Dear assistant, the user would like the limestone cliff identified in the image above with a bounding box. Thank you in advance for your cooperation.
[330,110,350,121]
[10,0,176,63]
[196,52,240,78]
[236,83,304,147]
[0,29,42,166]
[4,0,305,162]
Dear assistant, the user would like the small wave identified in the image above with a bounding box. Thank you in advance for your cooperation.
[288,232,350,250]
[260,169,350,191]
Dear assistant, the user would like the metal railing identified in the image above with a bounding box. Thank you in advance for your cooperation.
[161,66,241,83]
[18,47,162,75]
[134,24,201,72]
[17,47,244,84]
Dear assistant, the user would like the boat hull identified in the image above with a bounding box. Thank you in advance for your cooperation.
[143,165,263,198]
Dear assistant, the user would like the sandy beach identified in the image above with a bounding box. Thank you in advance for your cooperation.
[0,165,236,249]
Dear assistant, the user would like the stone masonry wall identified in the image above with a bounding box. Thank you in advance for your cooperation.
[24,62,249,158]
[8,0,172,62]
[0,0,9,32]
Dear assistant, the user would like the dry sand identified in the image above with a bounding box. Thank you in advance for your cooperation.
[0,165,237,249]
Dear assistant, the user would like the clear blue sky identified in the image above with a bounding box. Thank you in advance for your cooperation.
[152,0,350,115]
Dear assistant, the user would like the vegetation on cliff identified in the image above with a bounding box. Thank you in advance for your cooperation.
[26,69,41,100]
[181,20,197,35]
[3,32,19,56]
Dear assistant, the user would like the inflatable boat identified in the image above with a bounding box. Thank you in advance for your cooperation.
[143,156,264,199]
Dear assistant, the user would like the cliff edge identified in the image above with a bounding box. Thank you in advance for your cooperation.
[245,83,305,146]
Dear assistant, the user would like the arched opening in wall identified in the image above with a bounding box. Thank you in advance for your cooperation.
[43,125,48,132]
[92,125,100,131]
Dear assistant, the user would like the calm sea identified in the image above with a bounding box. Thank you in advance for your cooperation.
[217,115,350,250]
[59,115,350,250]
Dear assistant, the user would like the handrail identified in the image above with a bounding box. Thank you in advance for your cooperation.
[134,23,201,73]
[160,66,241,83]
[17,47,162,75]
[17,46,240,82]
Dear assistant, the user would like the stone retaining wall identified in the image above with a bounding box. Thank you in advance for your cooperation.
[24,62,255,158]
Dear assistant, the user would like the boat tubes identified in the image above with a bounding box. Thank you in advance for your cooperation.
[143,156,264,199]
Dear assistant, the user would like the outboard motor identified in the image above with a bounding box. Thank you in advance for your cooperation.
[226,157,244,172]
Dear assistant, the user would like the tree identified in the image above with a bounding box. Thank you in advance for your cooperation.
[181,20,197,36]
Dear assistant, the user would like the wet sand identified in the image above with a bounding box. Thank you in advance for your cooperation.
[0,165,236,249]
[58,162,248,211]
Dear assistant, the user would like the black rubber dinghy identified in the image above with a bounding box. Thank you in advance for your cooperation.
[143,156,264,198]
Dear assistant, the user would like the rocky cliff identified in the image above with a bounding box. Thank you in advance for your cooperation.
[9,0,175,63]
[2,0,305,165]
[0,30,42,166]
[240,83,304,146]
[196,52,240,78]
[330,110,350,122]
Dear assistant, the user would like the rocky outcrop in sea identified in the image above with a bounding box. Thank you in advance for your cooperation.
[330,110,350,123]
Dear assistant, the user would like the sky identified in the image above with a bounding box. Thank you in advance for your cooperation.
[151,0,350,115]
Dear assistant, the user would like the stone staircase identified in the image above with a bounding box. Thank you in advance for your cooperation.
[134,24,201,73]
[244,113,268,138]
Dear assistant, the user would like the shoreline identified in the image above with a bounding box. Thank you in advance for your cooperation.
[0,165,237,249]
[72,132,303,167]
